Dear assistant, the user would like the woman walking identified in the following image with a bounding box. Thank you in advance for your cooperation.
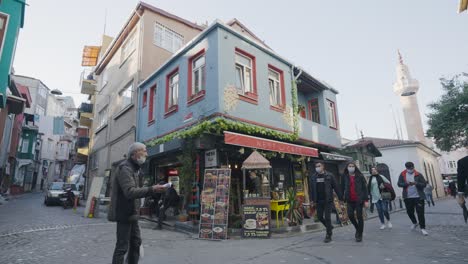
[342,162,369,242]
[368,167,392,230]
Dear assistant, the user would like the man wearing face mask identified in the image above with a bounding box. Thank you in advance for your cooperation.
[309,161,342,243]
[397,161,428,236]
[109,142,167,264]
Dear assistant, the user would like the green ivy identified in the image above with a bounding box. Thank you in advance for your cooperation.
[145,117,299,147]
[291,79,299,138]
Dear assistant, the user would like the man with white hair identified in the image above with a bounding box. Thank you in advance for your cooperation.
[110,142,166,264]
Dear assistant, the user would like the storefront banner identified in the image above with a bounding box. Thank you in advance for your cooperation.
[224,131,318,157]
[242,204,271,238]
[199,169,231,240]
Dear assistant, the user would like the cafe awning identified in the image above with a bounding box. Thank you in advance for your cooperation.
[224,131,318,157]
[242,150,271,169]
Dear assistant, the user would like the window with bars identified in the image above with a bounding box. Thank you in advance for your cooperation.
[154,23,184,53]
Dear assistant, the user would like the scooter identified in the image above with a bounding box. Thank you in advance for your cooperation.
[60,187,75,209]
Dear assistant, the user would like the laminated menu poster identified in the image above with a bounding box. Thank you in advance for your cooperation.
[242,205,271,238]
[198,169,231,240]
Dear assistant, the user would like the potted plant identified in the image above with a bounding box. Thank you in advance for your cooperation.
[285,188,303,226]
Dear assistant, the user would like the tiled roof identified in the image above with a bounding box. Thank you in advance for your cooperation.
[363,137,419,148]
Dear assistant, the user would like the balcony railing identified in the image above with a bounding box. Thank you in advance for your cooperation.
[80,69,97,95]
[76,137,90,148]
[79,103,93,113]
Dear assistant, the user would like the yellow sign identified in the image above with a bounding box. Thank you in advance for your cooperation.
[82,46,101,66]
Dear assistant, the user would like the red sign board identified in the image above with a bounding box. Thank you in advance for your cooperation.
[224,131,318,157]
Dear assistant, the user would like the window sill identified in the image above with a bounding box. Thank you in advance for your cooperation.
[238,93,258,105]
[187,90,206,106]
[164,105,179,118]
[113,104,134,120]
[270,105,285,113]
[95,124,108,135]
[148,119,155,126]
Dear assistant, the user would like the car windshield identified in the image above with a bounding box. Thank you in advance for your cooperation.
[63,184,77,191]
[50,182,64,190]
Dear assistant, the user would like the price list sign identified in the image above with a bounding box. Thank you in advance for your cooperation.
[242,205,271,238]
[198,169,231,240]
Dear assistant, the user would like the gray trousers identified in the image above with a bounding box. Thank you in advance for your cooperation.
[112,221,142,264]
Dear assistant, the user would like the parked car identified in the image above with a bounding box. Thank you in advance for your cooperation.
[44,182,80,206]
[44,182,65,206]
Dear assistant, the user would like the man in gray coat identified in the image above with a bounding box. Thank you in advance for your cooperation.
[110,142,166,264]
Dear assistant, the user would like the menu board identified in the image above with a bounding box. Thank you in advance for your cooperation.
[242,204,271,238]
[198,169,231,240]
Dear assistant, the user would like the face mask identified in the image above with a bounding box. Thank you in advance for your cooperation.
[348,167,355,174]
[136,156,146,165]
[407,169,414,173]
[315,168,322,174]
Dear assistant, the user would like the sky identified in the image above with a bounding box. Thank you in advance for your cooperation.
[13,0,468,140]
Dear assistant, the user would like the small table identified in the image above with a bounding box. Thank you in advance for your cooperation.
[270,199,290,228]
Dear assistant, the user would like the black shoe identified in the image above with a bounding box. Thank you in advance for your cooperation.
[356,233,362,242]
[324,234,332,243]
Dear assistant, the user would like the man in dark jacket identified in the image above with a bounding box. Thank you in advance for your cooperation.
[397,161,428,236]
[110,142,166,264]
[309,161,342,243]
[457,151,468,208]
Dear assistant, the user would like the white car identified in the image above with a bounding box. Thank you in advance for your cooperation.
[44,182,80,206]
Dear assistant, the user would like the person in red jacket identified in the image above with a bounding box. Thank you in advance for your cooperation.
[342,162,369,242]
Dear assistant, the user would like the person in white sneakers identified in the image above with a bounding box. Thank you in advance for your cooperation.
[397,162,429,236]
[368,167,392,230]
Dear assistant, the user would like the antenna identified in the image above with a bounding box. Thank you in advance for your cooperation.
[390,105,400,140]
[103,8,108,35]
[397,110,404,140]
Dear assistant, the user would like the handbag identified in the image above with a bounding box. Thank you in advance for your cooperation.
[381,191,392,200]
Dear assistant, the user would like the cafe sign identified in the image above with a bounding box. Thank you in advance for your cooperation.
[224,131,318,157]
[205,149,218,168]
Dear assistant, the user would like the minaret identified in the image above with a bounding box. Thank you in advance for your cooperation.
[393,51,426,143]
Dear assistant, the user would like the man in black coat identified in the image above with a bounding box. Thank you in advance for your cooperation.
[309,161,342,243]
[109,142,166,264]
[457,149,468,207]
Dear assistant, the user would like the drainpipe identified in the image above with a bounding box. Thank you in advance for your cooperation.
[135,9,144,143]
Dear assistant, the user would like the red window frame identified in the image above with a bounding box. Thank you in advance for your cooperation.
[308,98,320,124]
[187,49,206,106]
[0,13,8,57]
[148,85,156,124]
[142,91,148,108]
[164,67,179,118]
[327,99,338,129]
[235,47,258,105]
[268,64,286,112]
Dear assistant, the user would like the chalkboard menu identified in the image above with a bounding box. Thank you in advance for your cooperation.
[242,204,271,238]
[198,169,231,240]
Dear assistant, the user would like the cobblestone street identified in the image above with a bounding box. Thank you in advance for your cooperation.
[0,193,467,264]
